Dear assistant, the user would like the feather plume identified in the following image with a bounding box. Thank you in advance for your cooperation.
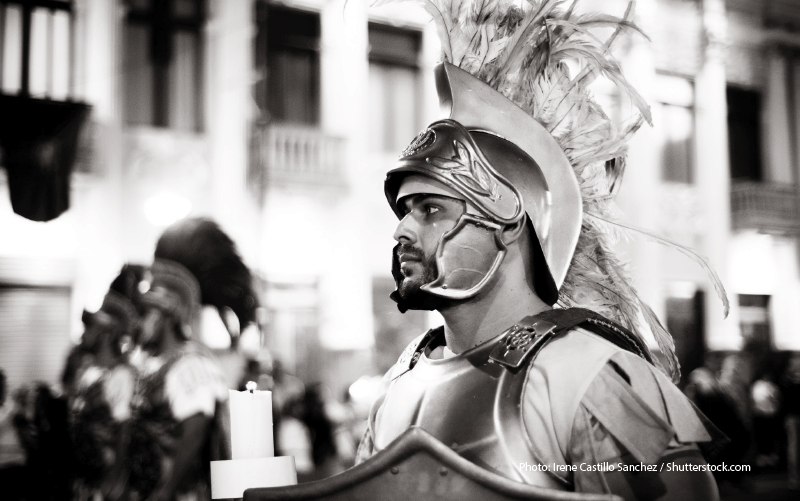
[372,0,728,383]
[154,218,258,335]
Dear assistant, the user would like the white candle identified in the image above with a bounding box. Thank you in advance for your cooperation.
[229,382,274,459]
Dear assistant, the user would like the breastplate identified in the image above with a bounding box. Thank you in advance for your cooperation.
[372,326,566,489]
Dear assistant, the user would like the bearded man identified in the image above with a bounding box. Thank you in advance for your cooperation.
[354,1,728,500]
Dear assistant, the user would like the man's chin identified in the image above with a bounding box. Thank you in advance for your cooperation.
[391,280,443,312]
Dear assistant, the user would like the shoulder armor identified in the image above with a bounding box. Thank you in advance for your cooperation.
[488,320,557,371]
[488,307,653,372]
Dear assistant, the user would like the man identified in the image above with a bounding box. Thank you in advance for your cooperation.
[0,369,27,501]
[128,218,257,501]
[70,288,139,501]
[357,1,726,500]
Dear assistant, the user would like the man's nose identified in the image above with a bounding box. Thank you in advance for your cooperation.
[393,213,417,244]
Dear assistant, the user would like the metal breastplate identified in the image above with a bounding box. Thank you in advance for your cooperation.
[372,322,567,489]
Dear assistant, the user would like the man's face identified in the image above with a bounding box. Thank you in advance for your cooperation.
[139,307,169,352]
[392,177,466,305]
[81,321,106,351]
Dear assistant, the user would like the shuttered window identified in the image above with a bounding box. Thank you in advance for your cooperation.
[0,286,71,392]
[368,23,422,153]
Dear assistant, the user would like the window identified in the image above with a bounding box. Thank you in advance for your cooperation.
[255,5,320,125]
[0,285,71,390]
[0,0,74,99]
[665,286,704,385]
[659,103,694,183]
[727,87,763,181]
[739,294,771,348]
[368,23,421,153]
[123,0,204,131]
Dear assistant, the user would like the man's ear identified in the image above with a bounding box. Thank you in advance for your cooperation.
[501,218,526,245]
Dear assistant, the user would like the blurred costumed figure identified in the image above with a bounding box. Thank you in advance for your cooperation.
[128,218,257,501]
[353,0,730,500]
[70,267,143,501]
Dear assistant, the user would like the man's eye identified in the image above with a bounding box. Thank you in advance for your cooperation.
[425,205,440,215]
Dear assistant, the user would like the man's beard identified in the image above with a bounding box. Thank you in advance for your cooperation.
[390,243,445,312]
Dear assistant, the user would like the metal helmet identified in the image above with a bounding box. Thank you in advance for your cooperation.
[385,63,582,304]
[81,290,140,338]
[140,258,202,339]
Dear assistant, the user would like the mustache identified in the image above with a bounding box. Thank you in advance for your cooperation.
[395,243,425,260]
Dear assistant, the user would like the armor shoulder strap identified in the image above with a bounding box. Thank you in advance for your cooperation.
[488,308,653,372]
[539,308,653,364]
[389,327,443,380]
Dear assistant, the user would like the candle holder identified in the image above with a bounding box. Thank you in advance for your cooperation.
[210,383,297,499]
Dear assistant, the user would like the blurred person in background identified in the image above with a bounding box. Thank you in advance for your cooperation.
[783,354,800,491]
[277,393,315,480]
[61,342,95,400]
[299,383,346,480]
[685,367,750,486]
[751,376,782,469]
[237,358,264,392]
[0,369,27,501]
[20,383,72,501]
[128,218,257,501]
[69,284,140,501]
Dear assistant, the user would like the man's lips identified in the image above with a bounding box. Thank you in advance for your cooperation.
[396,245,424,264]
[397,253,422,264]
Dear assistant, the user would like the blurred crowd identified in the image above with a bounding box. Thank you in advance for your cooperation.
[0,349,368,501]
[684,342,800,495]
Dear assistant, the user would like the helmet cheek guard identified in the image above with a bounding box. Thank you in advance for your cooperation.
[422,215,507,300]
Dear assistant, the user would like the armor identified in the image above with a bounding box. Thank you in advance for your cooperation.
[385,63,582,304]
[371,309,654,488]
[375,324,563,489]
[244,427,617,501]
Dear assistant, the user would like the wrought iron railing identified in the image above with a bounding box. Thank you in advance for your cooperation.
[731,181,800,234]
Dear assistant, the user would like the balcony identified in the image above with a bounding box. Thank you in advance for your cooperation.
[249,124,347,193]
[731,181,800,234]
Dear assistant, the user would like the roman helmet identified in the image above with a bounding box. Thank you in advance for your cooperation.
[82,289,140,339]
[140,258,202,340]
[385,63,582,305]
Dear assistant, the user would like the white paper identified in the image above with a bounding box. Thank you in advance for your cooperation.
[210,457,297,499]
[229,388,274,459]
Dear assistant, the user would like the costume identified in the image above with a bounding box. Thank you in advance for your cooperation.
[128,338,228,500]
[358,0,729,497]
[129,218,257,501]
[71,363,136,499]
[70,288,139,501]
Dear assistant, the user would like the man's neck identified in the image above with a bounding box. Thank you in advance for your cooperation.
[438,270,550,354]
[153,326,185,357]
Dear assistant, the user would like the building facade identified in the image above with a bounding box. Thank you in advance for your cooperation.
[0,0,798,395]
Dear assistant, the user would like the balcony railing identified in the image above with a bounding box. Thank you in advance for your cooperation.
[250,123,347,192]
[731,181,800,234]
